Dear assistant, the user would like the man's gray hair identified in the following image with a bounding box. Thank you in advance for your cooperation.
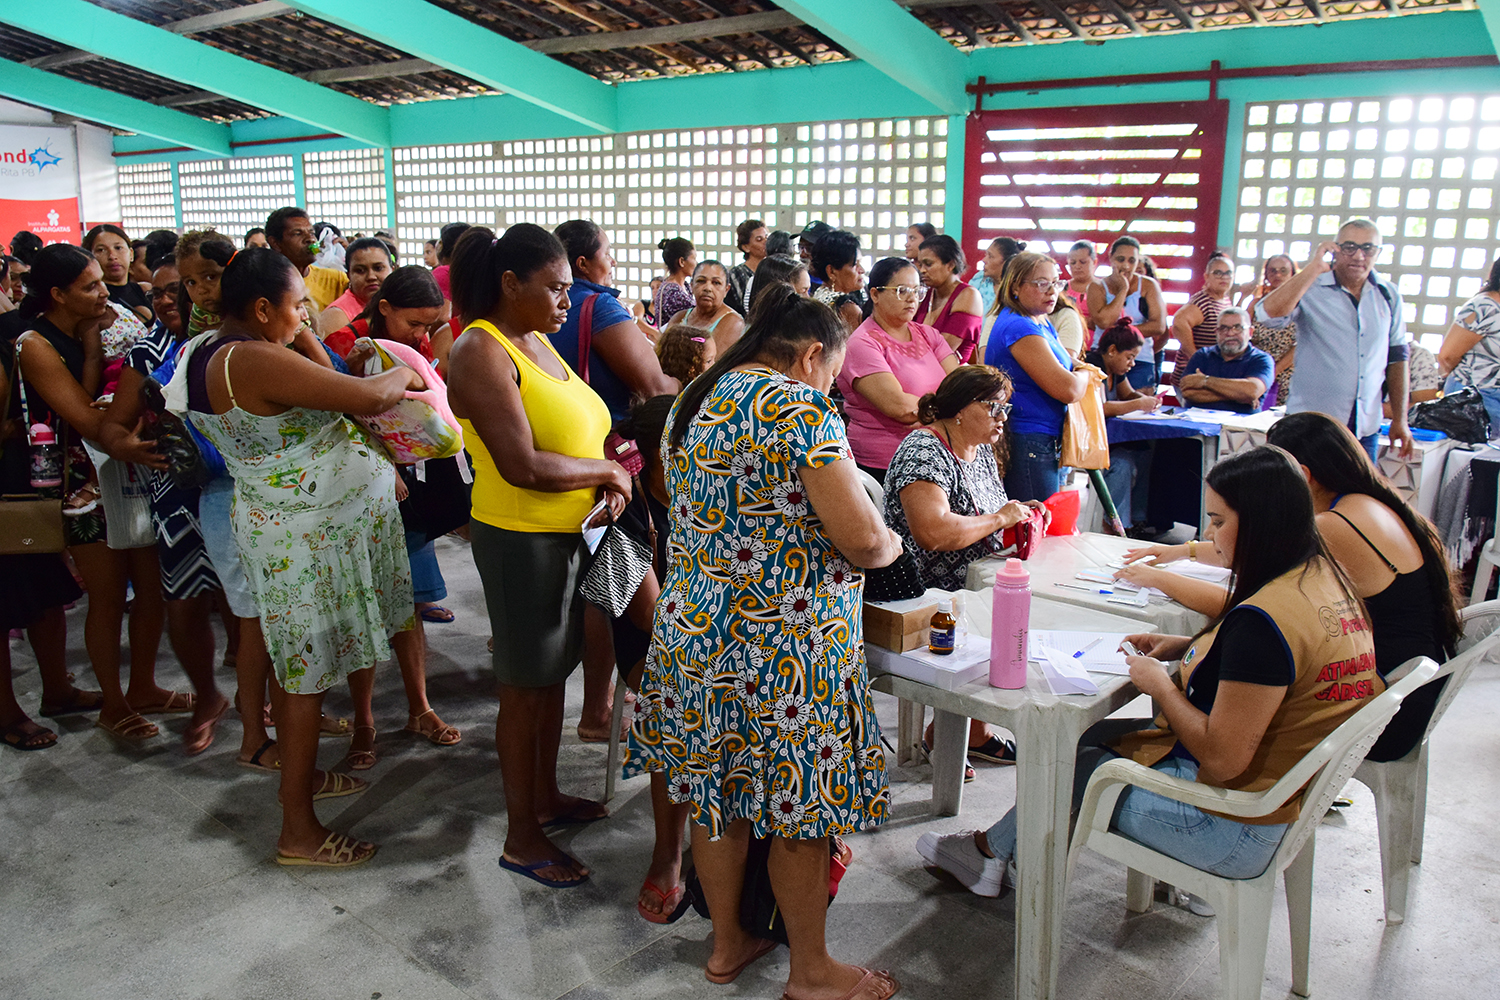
[1219,305,1251,325]
[1338,217,1382,239]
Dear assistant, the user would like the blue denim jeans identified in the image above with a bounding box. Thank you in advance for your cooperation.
[984,750,1288,880]
[1357,433,1379,464]
[1101,442,1153,528]
[1005,432,1065,502]
[404,530,447,605]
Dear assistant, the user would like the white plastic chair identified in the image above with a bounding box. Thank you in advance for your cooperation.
[1067,657,1440,1000]
[855,466,885,509]
[1349,600,1500,922]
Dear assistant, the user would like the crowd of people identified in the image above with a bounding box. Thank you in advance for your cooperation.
[2,204,1492,1000]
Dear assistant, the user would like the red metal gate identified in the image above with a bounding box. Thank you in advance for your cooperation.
[962,100,1229,313]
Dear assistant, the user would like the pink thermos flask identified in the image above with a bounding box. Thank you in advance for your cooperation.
[989,557,1031,688]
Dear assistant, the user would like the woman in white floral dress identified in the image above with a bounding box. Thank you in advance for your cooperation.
[625,285,905,1000]
[185,247,424,869]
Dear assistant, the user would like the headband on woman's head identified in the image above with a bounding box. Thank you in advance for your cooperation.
[227,249,239,267]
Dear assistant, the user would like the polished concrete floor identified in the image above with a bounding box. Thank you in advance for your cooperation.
[3,535,1499,1000]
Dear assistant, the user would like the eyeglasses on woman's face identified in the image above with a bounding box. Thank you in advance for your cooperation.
[1022,279,1067,293]
[979,398,1012,420]
[875,284,921,299]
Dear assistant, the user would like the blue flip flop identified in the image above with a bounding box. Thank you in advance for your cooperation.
[498,854,590,888]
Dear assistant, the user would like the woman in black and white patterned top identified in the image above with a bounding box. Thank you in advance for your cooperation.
[882,364,1048,765]
[1439,255,1500,436]
[882,365,1043,591]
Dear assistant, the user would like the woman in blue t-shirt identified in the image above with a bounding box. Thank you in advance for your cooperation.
[983,252,1093,501]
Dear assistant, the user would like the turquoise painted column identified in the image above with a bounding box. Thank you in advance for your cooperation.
[293,155,307,212]
[1217,98,1247,253]
[170,161,183,230]
[943,113,966,239]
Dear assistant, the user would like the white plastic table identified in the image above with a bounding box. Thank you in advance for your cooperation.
[868,598,1155,1000]
[966,531,1211,636]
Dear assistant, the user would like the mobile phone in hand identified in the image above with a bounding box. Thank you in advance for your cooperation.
[1121,640,1142,657]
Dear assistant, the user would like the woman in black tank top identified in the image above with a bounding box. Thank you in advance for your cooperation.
[14,245,189,745]
[1268,413,1462,761]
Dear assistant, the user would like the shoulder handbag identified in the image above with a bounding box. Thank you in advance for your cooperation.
[685,834,847,944]
[1060,362,1111,470]
[579,486,657,618]
[575,292,645,475]
[0,339,67,555]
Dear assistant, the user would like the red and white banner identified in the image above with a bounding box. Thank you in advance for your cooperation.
[0,124,81,248]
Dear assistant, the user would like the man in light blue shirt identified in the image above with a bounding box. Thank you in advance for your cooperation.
[1255,218,1414,461]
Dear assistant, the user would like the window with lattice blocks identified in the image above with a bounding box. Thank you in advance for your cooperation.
[304,149,388,241]
[117,161,176,236]
[393,117,948,307]
[178,155,296,240]
[1234,96,1500,350]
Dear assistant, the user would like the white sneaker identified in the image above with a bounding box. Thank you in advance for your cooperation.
[916,831,1005,897]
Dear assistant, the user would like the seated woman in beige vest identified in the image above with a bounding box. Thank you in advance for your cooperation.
[916,445,1380,897]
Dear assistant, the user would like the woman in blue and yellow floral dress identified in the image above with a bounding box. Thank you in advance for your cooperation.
[626,284,905,1000]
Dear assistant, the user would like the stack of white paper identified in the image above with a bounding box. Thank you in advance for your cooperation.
[868,636,991,691]
[1029,630,1136,698]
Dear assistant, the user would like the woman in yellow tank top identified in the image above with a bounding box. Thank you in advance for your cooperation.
[447,223,629,890]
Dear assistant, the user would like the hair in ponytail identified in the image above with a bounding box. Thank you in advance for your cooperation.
[449,223,567,326]
[197,243,300,319]
[357,265,443,336]
[1266,412,1461,654]
[18,244,97,321]
[669,282,847,449]
[659,237,693,273]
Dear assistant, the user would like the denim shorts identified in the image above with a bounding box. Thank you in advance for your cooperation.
[198,476,259,619]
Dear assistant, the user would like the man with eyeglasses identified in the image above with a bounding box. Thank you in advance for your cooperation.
[1256,217,1414,460]
[1176,306,1274,414]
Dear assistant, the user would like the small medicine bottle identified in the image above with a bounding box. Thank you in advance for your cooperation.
[929,599,956,655]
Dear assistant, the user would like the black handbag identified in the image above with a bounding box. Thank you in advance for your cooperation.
[864,548,925,602]
[1409,386,1490,444]
[684,835,846,944]
[139,376,212,489]
[398,455,473,544]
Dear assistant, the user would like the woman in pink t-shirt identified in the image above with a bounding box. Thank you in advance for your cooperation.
[836,257,960,481]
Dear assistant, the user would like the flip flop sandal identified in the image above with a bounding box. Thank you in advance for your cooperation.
[403,708,461,746]
[346,726,377,770]
[276,831,378,868]
[95,713,159,743]
[134,690,195,715]
[498,854,590,888]
[39,689,105,718]
[705,938,778,984]
[182,698,230,756]
[277,772,368,805]
[1,722,58,752]
[418,605,455,623]
[318,715,352,739]
[920,738,976,783]
[782,968,899,1000]
[541,801,609,828]
[237,738,280,772]
[637,879,692,924]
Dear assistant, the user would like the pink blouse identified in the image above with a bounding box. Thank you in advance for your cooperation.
[836,317,957,469]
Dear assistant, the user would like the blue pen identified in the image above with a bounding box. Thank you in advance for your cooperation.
[1053,583,1114,596]
[1073,638,1104,659]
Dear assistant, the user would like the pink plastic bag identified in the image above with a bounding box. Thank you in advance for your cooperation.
[349,337,463,463]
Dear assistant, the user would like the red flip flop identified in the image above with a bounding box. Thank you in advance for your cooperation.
[637,879,692,924]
